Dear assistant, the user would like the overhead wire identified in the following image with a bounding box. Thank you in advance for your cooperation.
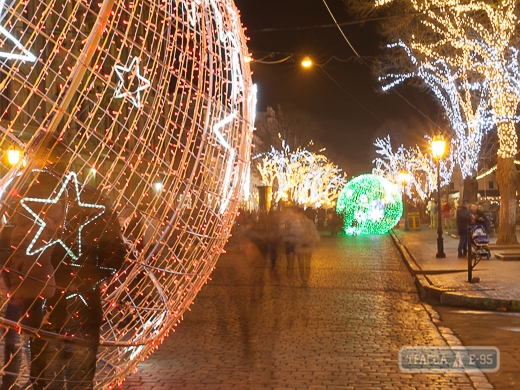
[249,51,360,66]
[321,0,360,58]
[318,0,444,132]
[249,6,445,34]
[248,2,446,134]
[317,65,383,123]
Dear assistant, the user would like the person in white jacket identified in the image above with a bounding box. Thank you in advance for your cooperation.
[282,209,320,284]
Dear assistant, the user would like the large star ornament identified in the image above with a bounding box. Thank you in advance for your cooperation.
[0,0,36,62]
[113,56,151,108]
[21,171,106,261]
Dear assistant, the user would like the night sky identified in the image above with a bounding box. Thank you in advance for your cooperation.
[234,0,441,176]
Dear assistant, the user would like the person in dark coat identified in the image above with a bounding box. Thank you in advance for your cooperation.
[456,203,471,258]
[41,181,126,390]
[476,204,489,231]
[1,167,126,390]
[0,169,66,390]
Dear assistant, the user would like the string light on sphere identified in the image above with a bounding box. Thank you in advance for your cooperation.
[336,174,403,235]
[0,0,255,387]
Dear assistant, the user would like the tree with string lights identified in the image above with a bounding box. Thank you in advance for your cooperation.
[372,135,455,200]
[253,105,323,155]
[255,143,347,208]
[349,0,520,244]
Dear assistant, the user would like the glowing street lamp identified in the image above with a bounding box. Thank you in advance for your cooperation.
[301,56,313,68]
[6,148,22,166]
[399,171,410,231]
[432,134,447,258]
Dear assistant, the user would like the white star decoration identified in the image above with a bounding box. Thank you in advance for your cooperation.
[213,113,237,214]
[0,0,36,62]
[21,171,106,261]
[114,56,151,108]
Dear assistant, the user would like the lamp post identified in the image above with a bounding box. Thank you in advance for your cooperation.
[432,134,446,258]
[399,171,410,231]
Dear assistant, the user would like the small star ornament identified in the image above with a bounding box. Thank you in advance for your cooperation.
[114,56,151,108]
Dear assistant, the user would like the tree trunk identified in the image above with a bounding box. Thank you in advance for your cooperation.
[462,176,478,204]
[496,156,518,245]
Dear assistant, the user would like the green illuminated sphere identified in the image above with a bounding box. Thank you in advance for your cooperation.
[336,174,403,235]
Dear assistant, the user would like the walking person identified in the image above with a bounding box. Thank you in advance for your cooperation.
[457,202,470,258]
[266,210,281,269]
[293,213,320,285]
[0,169,66,390]
[429,200,438,229]
[442,201,452,229]
[41,182,126,390]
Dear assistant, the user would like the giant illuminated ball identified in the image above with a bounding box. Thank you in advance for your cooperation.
[336,174,403,235]
[0,0,254,387]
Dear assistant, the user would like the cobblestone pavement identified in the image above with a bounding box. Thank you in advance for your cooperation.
[121,234,479,389]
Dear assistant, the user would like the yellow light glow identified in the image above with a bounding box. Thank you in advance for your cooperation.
[301,56,313,68]
[398,171,410,185]
[7,148,21,166]
[431,135,446,160]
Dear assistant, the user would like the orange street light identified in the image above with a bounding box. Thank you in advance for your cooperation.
[301,56,313,68]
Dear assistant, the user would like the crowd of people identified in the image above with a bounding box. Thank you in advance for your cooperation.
[403,198,495,259]
[234,208,320,285]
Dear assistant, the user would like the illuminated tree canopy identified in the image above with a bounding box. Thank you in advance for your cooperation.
[372,135,454,200]
[372,0,520,244]
[256,142,347,208]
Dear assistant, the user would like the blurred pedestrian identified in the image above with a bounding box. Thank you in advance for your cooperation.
[476,204,488,230]
[442,201,452,229]
[0,169,65,390]
[293,214,320,285]
[429,199,437,229]
[457,202,470,258]
[280,208,300,269]
[41,181,126,390]
[266,210,281,269]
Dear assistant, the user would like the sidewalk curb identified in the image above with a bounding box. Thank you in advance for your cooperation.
[390,230,520,312]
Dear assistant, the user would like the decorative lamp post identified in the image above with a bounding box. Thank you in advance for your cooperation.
[399,171,410,231]
[432,134,447,258]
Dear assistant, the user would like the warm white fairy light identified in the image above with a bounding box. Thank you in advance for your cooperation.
[373,135,454,200]
[378,0,520,162]
[255,142,347,208]
[0,0,254,387]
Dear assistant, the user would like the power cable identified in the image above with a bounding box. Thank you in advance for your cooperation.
[249,7,445,34]
[321,0,360,58]
[318,65,383,123]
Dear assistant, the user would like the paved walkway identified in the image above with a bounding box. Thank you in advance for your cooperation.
[392,226,520,311]
[122,234,484,389]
